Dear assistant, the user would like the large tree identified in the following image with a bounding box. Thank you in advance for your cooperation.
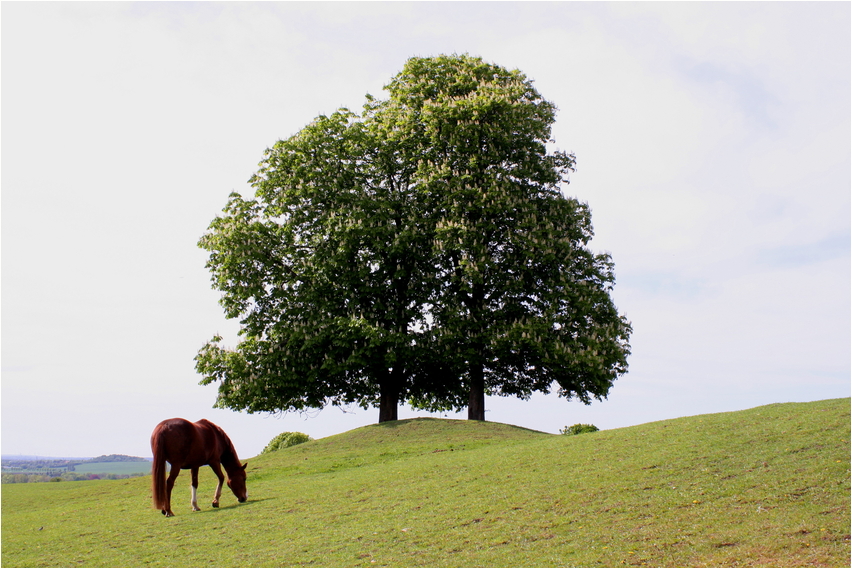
[196,54,631,423]
[196,108,439,422]
[381,55,632,420]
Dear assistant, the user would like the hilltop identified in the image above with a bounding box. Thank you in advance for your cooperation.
[85,454,150,463]
[1,398,849,567]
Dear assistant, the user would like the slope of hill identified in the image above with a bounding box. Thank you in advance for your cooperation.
[1,398,849,567]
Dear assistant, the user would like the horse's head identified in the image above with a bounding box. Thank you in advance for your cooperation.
[226,462,248,503]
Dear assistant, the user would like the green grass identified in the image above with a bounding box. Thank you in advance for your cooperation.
[2,398,849,567]
[71,462,150,476]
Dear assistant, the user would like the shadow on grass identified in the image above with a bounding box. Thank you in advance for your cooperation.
[191,497,274,514]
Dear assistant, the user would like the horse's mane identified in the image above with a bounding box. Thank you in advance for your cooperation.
[206,420,241,466]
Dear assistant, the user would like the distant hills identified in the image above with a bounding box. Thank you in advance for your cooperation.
[85,454,151,463]
[2,454,151,462]
[2,454,152,482]
[2,455,92,461]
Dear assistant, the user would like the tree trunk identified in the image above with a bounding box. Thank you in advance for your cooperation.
[468,364,485,421]
[378,374,400,423]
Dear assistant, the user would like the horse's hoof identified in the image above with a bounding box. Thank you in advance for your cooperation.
[161,510,166,516]
[165,511,174,517]
[212,502,219,508]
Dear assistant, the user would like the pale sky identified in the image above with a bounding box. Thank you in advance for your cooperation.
[2,2,849,458]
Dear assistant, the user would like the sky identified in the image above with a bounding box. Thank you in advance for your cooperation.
[2,1,849,459]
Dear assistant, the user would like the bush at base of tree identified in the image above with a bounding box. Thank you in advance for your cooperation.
[560,423,600,435]
[262,432,313,454]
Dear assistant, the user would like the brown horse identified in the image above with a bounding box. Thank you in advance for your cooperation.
[150,418,247,517]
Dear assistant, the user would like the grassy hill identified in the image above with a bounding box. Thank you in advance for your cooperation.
[2,398,849,567]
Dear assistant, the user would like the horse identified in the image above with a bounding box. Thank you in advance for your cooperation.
[150,418,248,517]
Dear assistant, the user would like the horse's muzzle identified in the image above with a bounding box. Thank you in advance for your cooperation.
[238,497,247,503]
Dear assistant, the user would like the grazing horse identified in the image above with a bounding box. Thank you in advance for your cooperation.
[150,418,247,517]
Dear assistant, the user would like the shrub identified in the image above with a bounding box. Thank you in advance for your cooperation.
[560,423,599,436]
[262,431,313,454]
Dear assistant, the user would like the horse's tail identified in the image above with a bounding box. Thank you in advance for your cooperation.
[151,428,167,510]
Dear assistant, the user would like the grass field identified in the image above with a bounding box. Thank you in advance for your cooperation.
[2,398,849,567]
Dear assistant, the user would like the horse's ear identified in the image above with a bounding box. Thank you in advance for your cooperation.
[242,462,247,470]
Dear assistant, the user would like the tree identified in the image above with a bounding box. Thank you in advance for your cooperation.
[379,55,632,420]
[197,54,631,423]
[196,108,440,422]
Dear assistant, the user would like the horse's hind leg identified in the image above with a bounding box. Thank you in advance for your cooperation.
[190,468,201,511]
[163,466,180,517]
[210,462,225,508]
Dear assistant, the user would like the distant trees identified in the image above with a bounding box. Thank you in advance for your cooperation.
[1,472,143,483]
[2,473,51,484]
[197,54,631,423]
[1,455,151,484]
[0,459,72,480]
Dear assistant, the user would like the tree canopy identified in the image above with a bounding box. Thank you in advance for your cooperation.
[196,54,631,423]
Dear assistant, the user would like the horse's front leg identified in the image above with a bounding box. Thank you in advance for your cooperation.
[190,467,201,511]
[163,467,181,517]
[210,462,225,508]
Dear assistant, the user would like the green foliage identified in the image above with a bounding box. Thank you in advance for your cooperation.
[2,471,149,484]
[196,54,631,422]
[1,399,849,567]
[261,431,313,454]
[560,423,600,435]
[2,473,52,484]
[381,55,631,418]
[196,106,439,420]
